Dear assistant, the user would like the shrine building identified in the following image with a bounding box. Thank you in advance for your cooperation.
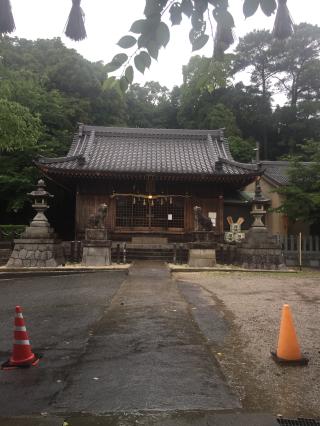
[36,125,260,242]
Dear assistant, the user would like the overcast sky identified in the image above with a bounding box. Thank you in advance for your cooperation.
[9,0,320,89]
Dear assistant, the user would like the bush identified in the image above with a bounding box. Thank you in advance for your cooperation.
[0,225,26,240]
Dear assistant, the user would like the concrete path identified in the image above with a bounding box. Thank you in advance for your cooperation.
[53,261,239,413]
[0,260,244,424]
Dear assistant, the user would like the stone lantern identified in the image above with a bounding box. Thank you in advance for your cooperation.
[234,176,286,270]
[250,177,269,229]
[6,179,64,268]
[23,179,55,239]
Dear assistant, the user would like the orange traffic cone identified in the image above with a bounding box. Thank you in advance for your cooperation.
[1,306,40,370]
[271,304,308,365]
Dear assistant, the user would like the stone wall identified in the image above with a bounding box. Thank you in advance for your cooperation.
[7,239,64,267]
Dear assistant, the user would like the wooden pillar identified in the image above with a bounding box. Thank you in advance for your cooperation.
[184,198,193,233]
[218,195,224,235]
[108,197,116,231]
[75,185,80,239]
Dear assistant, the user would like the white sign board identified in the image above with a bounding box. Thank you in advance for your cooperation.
[168,214,173,221]
[208,211,216,227]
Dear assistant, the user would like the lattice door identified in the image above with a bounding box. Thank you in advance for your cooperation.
[115,196,184,229]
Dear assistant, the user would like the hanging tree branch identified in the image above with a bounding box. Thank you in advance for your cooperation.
[108,0,294,90]
[64,0,87,42]
[0,0,15,34]
[273,0,294,39]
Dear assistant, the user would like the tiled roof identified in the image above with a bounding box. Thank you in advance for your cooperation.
[37,125,258,180]
[261,161,291,186]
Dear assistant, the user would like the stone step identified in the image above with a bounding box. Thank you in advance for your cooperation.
[131,236,168,244]
[111,247,188,262]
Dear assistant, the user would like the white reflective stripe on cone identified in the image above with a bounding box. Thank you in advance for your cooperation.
[15,313,23,318]
[15,326,27,331]
[14,340,30,345]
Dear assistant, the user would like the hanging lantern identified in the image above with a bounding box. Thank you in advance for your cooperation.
[133,197,136,205]
[169,197,173,205]
[151,200,154,206]
[143,198,146,206]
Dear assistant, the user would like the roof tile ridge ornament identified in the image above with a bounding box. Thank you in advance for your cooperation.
[215,159,223,173]
[217,128,233,160]
[218,157,263,172]
[75,123,90,166]
[84,129,96,161]
[206,134,218,172]
[217,127,227,158]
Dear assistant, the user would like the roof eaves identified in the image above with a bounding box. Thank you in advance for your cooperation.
[36,155,83,165]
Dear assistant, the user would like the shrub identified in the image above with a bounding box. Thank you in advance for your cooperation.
[0,225,26,240]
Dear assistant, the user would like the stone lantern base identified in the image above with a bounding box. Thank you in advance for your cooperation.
[235,227,286,270]
[7,238,65,268]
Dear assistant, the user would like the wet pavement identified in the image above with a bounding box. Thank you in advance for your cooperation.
[0,261,245,424]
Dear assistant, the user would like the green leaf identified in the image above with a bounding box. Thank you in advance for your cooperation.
[260,0,277,16]
[181,0,193,17]
[117,35,137,49]
[156,22,170,47]
[137,33,149,49]
[134,54,147,74]
[106,53,128,72]
[140,51,152,68]
[194,0,208,15]
[243,0,260,18]
[102,76,116,90]
[147,40,159,60]
[130,19,148,34]
[144,0,162,17]
[125,66,134,84]
[191,33,209,51]
[105,62,120,73]
[191,11,205,31]
[120,76,129,92]
[170,3,183,26]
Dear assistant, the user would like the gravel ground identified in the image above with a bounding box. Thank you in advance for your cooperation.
[175,270,320,418]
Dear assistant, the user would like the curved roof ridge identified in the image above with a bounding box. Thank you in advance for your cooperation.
[37,154,83,164]
[219,157,261,172]
[82,125,225,137]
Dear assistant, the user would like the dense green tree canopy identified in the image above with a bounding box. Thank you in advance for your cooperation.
[276,140,320,226]
[0,23,319,226]
[0,99,42,152]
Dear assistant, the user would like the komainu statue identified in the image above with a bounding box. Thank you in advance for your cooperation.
[88,203,108,229]
[193,206,214,232]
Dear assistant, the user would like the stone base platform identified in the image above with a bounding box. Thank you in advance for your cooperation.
[6,239,65,268]
[235,228,286,270]
[82,240,112,266]
[188,249,216,267]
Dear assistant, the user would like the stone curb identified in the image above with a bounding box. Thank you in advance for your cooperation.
[0,417,62,426]
[0,265,131,279]
[169,266,298,273]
